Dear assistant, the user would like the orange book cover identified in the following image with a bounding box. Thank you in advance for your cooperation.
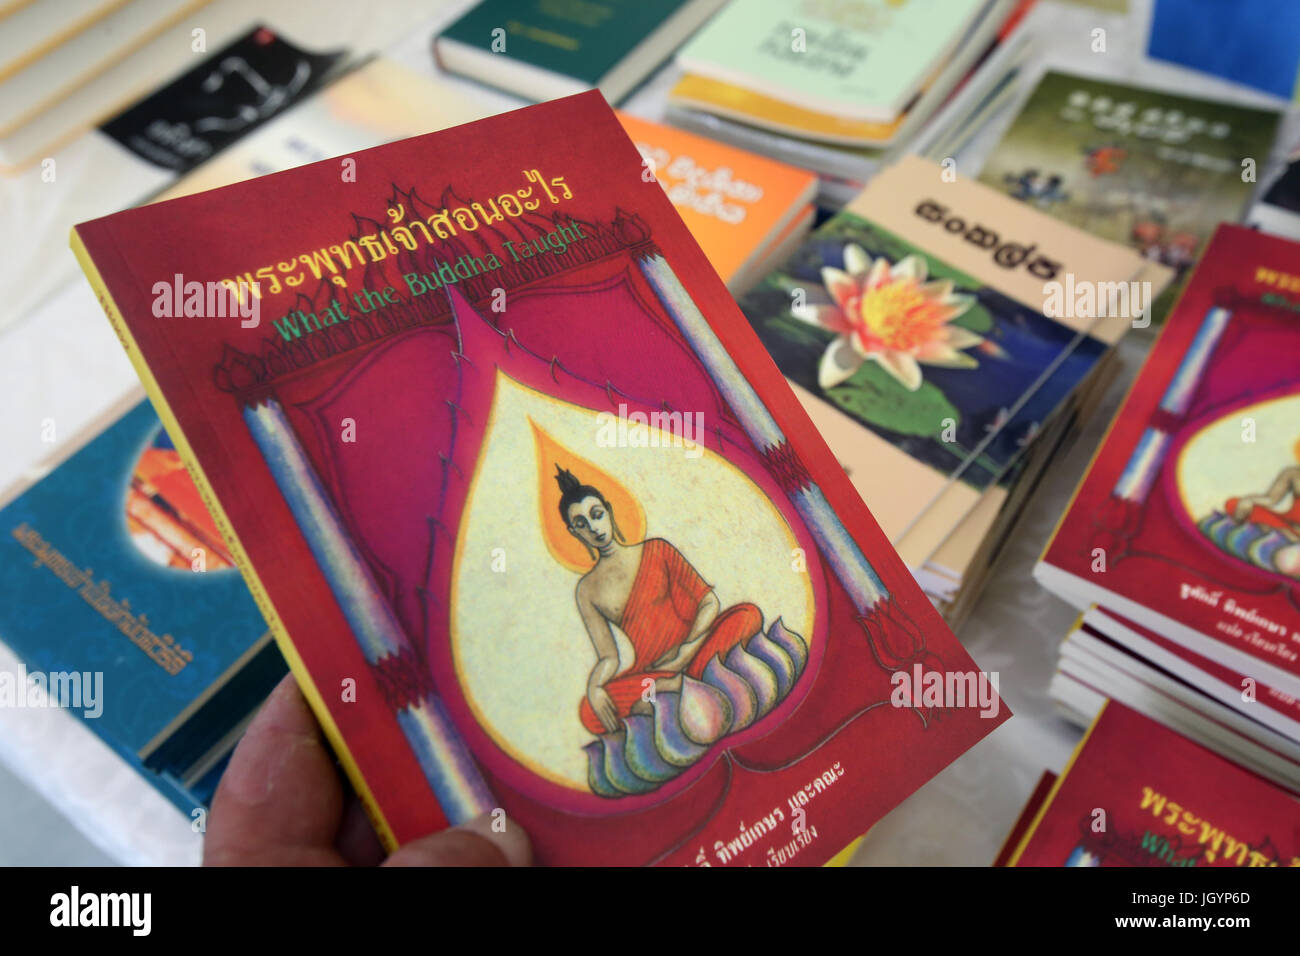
[617,112,816,287]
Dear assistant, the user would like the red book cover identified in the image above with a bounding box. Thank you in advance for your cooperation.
[1037,224,1300,700]
[992,769,1056,866]
[71,92,1006,866]
[1009,701,1300,867]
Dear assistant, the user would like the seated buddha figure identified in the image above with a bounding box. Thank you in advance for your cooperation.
[1228,462,1300,543]
[554,466,763,735]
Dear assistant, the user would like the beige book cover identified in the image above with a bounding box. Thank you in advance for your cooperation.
[738,156,1149,554]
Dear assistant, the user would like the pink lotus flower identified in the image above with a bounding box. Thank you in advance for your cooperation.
[792,244,986,391]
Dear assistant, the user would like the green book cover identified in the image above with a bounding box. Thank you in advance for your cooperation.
[977,71,1281,322]
[440,0,697,86]
[675,0,987,121]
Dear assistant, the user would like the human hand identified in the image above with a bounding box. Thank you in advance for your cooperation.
[651,649,687,673]
[203,673,531,866]
[587,684,619,734]
[652,635,704,673]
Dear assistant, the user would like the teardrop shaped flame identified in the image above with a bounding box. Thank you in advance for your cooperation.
[530,417,646,574]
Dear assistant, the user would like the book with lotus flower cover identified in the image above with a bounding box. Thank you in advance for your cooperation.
[1036,224,1300,702]
[69,92,1007,866]
[1007,700,1300,867]
[736,155,1149,548]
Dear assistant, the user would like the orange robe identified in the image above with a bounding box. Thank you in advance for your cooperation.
[579,538,761,734]
[1226,496,1300,534]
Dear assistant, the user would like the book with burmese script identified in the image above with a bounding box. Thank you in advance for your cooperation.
[70,91,1006,866]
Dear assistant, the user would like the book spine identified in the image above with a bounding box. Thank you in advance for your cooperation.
[69,226,404,852]
[1005,700,1108,866]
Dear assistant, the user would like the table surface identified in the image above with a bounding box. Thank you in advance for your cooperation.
[0,0,1290,866]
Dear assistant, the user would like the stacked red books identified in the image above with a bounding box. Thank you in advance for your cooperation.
[1005,701,1300,868]
[1036,223,1300,793]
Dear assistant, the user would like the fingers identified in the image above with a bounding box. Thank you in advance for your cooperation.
[597,697,619,732]
[384,812,532,867]
[335,795,387,867]
[204,673,345,866]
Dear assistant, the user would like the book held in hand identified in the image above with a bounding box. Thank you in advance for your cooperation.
[71,92,1006,865]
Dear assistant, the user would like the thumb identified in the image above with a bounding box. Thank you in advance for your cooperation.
[383,812,532,867]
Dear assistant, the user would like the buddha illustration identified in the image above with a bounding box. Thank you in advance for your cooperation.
[1227,462,1300,542]
[555,466,764,734]
[1198,440,1300,580]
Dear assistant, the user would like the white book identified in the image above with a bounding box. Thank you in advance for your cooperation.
[0,0,213,135]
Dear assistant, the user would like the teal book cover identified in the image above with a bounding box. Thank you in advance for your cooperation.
[675,0,987,122]
[0,399,283,812]
[439,0,697,86]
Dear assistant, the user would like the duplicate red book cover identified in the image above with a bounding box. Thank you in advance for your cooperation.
[71,92,1006,866]
[1009,701,1300,867]
[1037,224,1300,700]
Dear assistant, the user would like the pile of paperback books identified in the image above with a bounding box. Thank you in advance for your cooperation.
[1036,224,1300,795]
[665,0,1039,204]
[736,155,1170,626]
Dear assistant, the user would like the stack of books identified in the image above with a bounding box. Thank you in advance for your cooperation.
[1000,700,1300,868]
[1035,224,1300,795]
[2,20,351,333]
[665,0,1038,204]
[1,2,468,334]
[0,0,221,170]
[736,154,1170,625]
